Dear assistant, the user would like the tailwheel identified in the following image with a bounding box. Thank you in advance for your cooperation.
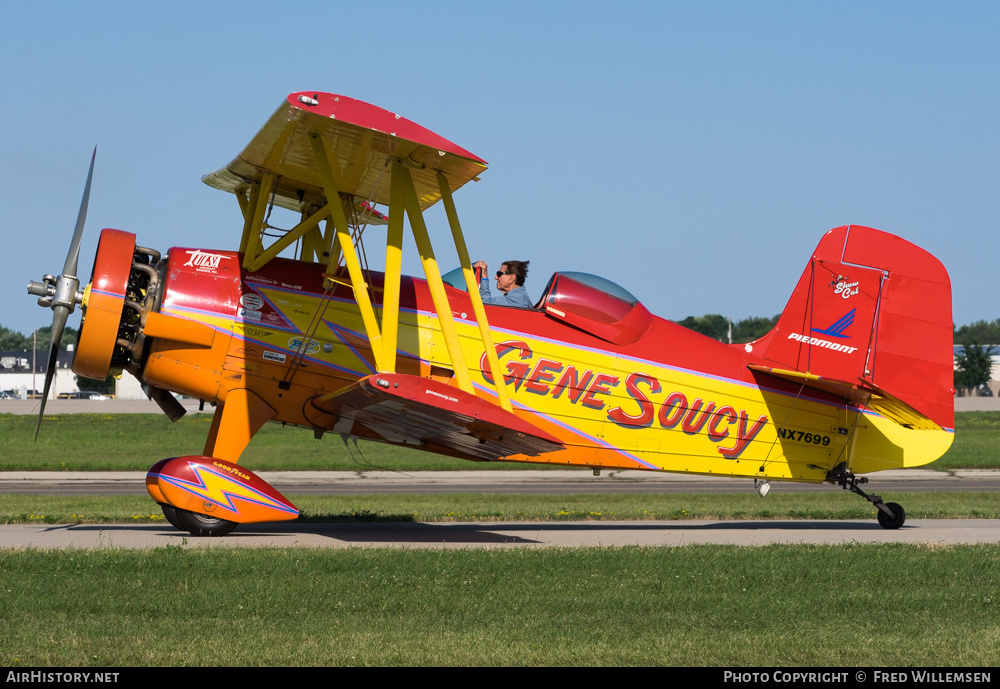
[827,463,906,530]
[160,504,183,531]
[174,508,238,537]
[876,502,906,530]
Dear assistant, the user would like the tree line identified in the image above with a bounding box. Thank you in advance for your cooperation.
[0,325,78,352]
[673,315,998,394]
[673,314,779,344]
[0,325,110,393]
[952,319,1000,394]
[1,317,997,394]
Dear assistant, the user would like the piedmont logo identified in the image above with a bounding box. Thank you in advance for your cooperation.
[811,309,854,339]
[789,310,860,354]
[788,309,858,354]
[786,333,858,354]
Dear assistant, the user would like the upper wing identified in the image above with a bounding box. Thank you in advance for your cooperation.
[203,91,488,215]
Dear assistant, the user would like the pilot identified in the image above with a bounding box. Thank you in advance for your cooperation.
[473,259,533,308]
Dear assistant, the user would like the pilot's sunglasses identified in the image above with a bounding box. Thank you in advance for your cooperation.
[496,270,511,277]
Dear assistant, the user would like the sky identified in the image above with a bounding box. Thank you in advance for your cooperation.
[2,0,997,337]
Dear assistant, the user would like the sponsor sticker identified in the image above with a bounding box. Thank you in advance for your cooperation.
[426,389,459,403]
[240,294,264,310]
[239,308,262,322]
[833,280,860,299]
[241,326,273,338]
[183,250,231,273]
[288,337,321,355]
[262,350,286,363]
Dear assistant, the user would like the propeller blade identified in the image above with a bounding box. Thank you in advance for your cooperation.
[62,147,96,278]
[34,149,97,441]
[34,305,69,441]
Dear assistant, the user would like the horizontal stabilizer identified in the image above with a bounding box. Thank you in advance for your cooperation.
[313,373,564,461]
[749,364,943,431]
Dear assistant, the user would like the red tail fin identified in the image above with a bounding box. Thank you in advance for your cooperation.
[757,226,953,429]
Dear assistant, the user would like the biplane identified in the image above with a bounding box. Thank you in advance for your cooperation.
[28,91,954,536]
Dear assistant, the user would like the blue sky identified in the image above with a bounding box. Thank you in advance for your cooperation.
[3,1,996,336]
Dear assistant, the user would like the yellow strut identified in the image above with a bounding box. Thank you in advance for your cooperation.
[437,172,511,411]
[235,188,250,224]
[241,171,275,270]
[308,133,382,362]
[247,203,330,272]
[378,160,407,373]
[238,178,262,255]
[400,167,473,394]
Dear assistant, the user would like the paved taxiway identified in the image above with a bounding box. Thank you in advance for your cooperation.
[2,469,998,549]
[3,398,996,547]
[3,519,1000,549]
[3,468,999,495]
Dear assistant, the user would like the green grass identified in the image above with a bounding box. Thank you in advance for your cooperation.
[934,411,1000,469]
[4,491,999,525]
[1,545,997,666]
[0,413,550,471]
[2,411,998,472]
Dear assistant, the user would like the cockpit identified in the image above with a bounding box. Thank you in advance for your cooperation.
[442,268,653,345]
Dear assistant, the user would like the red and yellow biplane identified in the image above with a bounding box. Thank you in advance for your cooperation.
[29,91,954,536]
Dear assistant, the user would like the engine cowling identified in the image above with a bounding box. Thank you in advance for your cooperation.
[75,229,163,381]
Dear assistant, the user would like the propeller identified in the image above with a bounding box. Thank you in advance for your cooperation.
[26,147,96,440]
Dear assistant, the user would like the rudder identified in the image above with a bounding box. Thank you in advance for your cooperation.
[757,225,953,430]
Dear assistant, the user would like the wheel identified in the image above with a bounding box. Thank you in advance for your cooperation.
[175,508,238,537]
[876,502,905,530]
[160,504,183,530]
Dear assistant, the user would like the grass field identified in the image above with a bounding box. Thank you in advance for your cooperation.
[2,414,997,668]
[1,411,996,471]
[2,545,998,666]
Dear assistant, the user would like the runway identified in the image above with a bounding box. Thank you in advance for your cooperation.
[3,468,998,495]
[3,519,999,549]
[3,469,998,549]
[4,423,998,549]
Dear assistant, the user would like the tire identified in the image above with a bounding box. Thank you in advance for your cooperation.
[160,504,184,530]
[876,502,905,530]
[175,507,238,537]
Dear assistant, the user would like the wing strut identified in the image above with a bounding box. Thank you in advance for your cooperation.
[207,92,513,411]
[308,132,384,364]
[436,171,511,412]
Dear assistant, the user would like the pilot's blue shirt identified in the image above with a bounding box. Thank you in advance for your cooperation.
[479,279,533,309]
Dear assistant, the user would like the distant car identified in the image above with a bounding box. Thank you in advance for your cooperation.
[59,391,110,400]
[76,391,109,400]
[0,391,17,399]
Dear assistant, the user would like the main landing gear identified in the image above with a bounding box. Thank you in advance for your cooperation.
[160,504,238,537]
[827,463,906,529]
[147,456,298,537]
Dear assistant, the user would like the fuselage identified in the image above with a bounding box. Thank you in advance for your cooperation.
[139,246,952,481]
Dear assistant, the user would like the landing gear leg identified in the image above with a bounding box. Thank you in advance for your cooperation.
[174,508,238,537]
[827,463,905,529]
[160,504,183,530]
